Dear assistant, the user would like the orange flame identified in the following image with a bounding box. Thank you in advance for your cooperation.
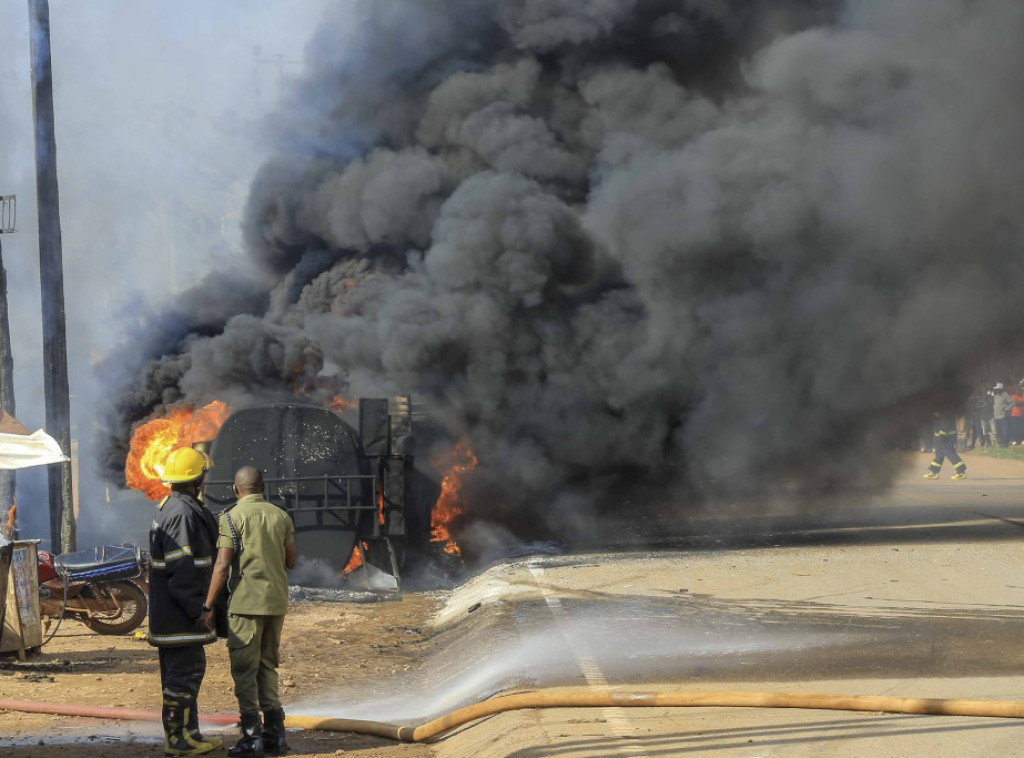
[125,401,231,500]
[2,497,15,540]
[343,541,367,574]
[292,375,351,416]
[430,442,477,556]
[327,395,350,414]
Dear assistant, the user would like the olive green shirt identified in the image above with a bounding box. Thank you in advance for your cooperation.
[217,494,295,616]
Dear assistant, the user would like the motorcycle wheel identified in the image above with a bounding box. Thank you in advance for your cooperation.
[83,581,148,635]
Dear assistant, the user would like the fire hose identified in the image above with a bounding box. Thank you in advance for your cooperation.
[5,690,1024,742]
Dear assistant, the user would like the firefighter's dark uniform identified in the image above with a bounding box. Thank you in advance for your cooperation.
[149,490,219,751]
[927,413,967,479]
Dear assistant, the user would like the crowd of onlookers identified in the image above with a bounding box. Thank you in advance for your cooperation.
[920,381,1024,451]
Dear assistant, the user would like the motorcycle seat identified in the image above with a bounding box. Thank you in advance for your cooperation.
[54,544,142,582]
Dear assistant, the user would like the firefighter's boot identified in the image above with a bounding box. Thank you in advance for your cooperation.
[186,698,223,751]
[227,711,264,758]
[163,696,220,756]
[261,707,289,755]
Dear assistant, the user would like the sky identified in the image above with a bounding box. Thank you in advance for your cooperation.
[0,0,335,544]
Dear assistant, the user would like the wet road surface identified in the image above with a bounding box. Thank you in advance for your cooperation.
[424,452,1024,756]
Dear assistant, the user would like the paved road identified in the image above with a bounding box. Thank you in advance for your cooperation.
[431,452,1024,757]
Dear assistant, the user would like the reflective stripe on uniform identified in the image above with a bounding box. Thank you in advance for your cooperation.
[149,631,217,644]
[150,546,194,569]
[151,548,213,570]
[164,546,194,561]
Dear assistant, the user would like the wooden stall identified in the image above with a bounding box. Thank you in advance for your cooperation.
[1,539,42,658]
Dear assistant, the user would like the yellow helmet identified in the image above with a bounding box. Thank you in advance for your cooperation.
[159,447,212,484]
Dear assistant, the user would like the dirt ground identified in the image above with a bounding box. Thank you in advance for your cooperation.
[6,451,1024,758]
[0,593,442,757]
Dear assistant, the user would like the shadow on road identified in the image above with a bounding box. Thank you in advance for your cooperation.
[503,713,1021,757]
[585,500,1024,553]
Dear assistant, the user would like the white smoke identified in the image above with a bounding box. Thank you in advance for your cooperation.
[0,1,335,546]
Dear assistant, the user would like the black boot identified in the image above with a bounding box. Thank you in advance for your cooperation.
[227,711,264,758]
[261,707,288,755]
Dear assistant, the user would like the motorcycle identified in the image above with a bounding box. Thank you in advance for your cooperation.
[38,544,148,636]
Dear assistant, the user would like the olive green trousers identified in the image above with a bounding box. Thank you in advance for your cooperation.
[227,613,285,714]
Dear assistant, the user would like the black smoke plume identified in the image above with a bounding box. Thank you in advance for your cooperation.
[107,0,1024,548]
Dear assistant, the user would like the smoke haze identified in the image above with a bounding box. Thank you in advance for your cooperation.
[0,1,331,545]
[110,0,1024,550]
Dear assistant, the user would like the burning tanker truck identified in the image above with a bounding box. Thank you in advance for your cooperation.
[124,396,450,589]
[111,0,1024,572]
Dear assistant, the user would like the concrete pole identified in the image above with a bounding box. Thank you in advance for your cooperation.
[28,0,75,553]
[0,235,16,538]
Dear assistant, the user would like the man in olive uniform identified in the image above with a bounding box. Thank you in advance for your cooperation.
[203,466,297,757]
[149,447,223,755]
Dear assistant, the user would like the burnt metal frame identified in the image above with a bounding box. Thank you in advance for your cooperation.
[204,473,381,538]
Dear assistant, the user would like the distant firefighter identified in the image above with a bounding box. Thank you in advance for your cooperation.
[924,413,967,480]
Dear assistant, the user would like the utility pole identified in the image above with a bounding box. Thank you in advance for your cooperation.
[253,45,301,102]
[28,0,75,554]
[0,195,16,540]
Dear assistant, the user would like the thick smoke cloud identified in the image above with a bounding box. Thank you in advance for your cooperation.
[114,0,1024,548]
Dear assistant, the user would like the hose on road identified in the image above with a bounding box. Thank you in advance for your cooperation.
[0,698,238,726]
[5,689,1024,742]
[286,690,1024,742]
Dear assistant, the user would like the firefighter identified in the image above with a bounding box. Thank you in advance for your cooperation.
[201,466,297,757]
[149,446,223,755]
[924,412,967,480]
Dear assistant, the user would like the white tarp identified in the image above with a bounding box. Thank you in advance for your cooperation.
[0,429,68,470]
